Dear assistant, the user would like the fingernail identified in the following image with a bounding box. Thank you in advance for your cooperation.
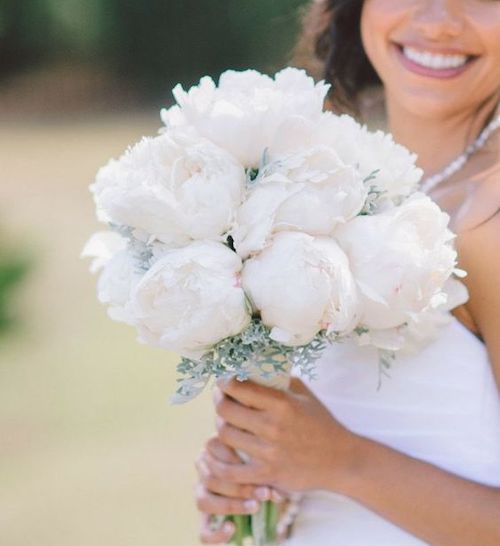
[244,500,260,513]
[271,490,285,503]
[223,521,235,534]
[255,487,270,501]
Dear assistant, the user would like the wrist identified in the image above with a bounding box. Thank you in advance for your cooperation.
[324,428,372,497]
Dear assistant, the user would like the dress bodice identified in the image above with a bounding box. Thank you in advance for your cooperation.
[288,317,500,545]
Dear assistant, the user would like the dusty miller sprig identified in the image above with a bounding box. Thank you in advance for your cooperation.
[360,169,387,215]
[172,319,328,404]
[245,148,271,189]
[377,349,395,390]
[110,223,154,271]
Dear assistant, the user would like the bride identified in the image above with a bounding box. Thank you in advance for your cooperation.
[195,0,500,544]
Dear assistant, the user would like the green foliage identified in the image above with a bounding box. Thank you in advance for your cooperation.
[44,0,104,54]
[173,318,326,403]
[101,0,308,97]
[0,1,51,73]
[0,251,29,335]
[0,0,308,98]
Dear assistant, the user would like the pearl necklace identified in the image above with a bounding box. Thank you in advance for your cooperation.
[420,114,500,194]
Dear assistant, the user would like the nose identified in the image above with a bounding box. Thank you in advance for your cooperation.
[411,0,464,40]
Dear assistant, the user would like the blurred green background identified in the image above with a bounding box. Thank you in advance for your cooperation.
[0,1,308,545]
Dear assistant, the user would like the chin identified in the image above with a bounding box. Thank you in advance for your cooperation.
[387,85,473,121]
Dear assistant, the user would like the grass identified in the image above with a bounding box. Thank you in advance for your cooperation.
[0,113,214,546]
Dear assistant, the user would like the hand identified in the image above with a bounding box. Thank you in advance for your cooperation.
[209,377,360,493]
[195,436,285,544]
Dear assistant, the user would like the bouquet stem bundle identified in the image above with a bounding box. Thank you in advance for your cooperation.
[228,499,279,546]
[225,355,291,545]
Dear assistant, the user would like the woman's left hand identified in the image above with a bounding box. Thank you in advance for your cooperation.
[208,377,361,494]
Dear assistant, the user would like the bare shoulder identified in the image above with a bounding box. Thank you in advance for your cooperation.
[430,141,499,234]
[456,212,500,386]
[453,162,500,232]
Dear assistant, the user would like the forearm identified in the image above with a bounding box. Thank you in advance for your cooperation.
[331,435,500,546]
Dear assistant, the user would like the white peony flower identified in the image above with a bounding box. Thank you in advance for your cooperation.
[242,231,361,346]
[161,68,329,168]
[355,277,469,353]
[97,250,145,324]
[321,114,423,202]
[91,130,245,245]
[400,277,469,353]
[82,231,143,324]
[130,241,250,358]
[268,114,423,205]
[81,231,127,273]
[232,147,367,258]
[336,193,459,330]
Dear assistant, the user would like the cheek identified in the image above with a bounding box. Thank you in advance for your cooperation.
[360,0,408,78]
[465,9,500,96]
[476,20,500,68]
[482,32,500,83]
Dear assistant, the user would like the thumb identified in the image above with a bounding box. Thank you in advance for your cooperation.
[289,377,311,395]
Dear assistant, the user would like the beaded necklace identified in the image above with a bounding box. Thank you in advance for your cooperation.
[420,114,500,194]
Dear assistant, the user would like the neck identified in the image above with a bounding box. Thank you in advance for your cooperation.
[385,92,499,177]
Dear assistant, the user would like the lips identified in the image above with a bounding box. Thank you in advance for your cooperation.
[392,42,478,79]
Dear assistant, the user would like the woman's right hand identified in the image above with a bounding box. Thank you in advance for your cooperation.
[195,436,284,544]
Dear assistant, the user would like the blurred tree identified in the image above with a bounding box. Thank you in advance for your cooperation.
[0,0,103,73]
[44,0,103,56]
[101,0,308,99]
[0,0,308,100]
[0,0,52,75]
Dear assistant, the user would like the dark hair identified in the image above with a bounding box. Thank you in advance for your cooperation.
[295,0,381,114]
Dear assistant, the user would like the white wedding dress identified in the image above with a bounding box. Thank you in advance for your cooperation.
[287,317,500,545]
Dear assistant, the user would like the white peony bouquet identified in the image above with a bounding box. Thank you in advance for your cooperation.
[83,68,466,546]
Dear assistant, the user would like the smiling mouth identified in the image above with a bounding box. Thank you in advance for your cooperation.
[393,43,478,77]
[403,45,471,69]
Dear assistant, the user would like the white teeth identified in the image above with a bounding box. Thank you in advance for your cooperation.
[402,46,468,70]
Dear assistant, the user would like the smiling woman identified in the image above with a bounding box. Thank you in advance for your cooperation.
[361,0,500,121]
[194,1,500,545]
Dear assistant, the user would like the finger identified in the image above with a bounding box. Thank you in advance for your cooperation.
[271,487,288,503]
[197,454,258,499]
[199,514,235,544]
[215,417,268,459]
[213,388,267,435]
[196,484,260,515]
[252,485,285,502]
[289,377,311,395]
[206,436,242,464]
[199,453,282,504]
[218,377,284,411]
[204,453,267,486]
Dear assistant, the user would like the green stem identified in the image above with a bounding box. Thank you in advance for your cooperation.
[229,514,251,546]
[265,501,279,543]
[243,514,253,538]
[251,500,280,546]
[231,515,243,546]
